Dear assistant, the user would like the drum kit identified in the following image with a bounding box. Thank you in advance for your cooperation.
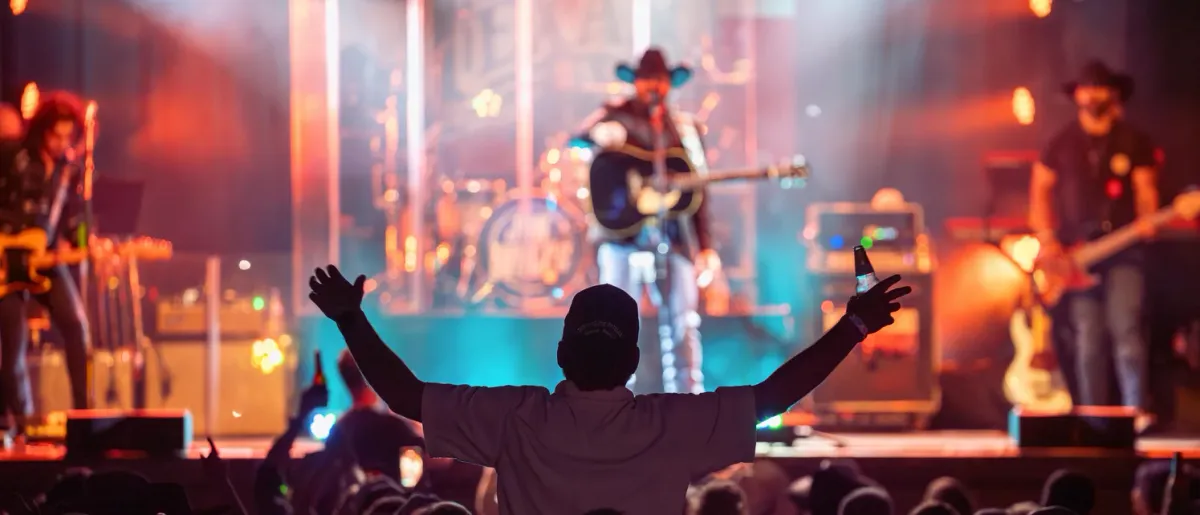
[426,135,596,311]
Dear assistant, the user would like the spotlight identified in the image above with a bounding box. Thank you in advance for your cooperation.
[1029,0,1052,18]
[20,82,38,120]
[1013,87,1036,126]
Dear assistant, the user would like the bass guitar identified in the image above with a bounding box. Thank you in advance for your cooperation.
[1005,293,1072,412]
[1034,191,1200,307]
[588,146,809,235]
[0,228,88,297]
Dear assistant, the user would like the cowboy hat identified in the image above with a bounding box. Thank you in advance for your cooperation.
[615,47,693,88]
[1062,60,1134,102]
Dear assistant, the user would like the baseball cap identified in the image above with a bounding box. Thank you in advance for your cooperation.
[562,284,639,347]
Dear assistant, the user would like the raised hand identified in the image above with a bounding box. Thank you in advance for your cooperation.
[309,265,367,320]
[298,381,329,416]
[846,274,911,334]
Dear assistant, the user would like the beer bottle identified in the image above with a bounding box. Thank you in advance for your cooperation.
[313,350,326,386]
[854,245,879,295]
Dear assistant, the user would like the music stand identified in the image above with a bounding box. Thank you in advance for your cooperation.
[90,177,144,235]
[982,150,1038,242]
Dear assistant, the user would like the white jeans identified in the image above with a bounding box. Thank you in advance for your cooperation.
[596,242,704,394]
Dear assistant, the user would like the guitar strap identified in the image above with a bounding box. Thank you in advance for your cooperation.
[672,112,708,177]
[671,112,706,259]
[44,161,75,244]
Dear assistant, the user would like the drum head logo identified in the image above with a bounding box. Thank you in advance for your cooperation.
[482,198,583,299]
[1110,153,1131,177]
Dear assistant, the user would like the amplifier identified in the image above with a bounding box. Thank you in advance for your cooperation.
[29,340,292,438]
[803,200,934,276]
[28,349,138,440]
[32,349,136,412]
[146,338,294,436]
[802,272,939,429]
[154,292,283,338]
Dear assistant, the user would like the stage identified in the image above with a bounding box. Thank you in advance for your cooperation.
[1,431,1198,513]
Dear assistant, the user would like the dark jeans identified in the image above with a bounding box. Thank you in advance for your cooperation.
[0,266,91,427]
[1067,263,1148,408]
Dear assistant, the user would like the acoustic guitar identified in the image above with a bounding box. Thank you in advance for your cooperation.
[1033,191,1200,307]
[587,146,809,235]
[0,228,88,297]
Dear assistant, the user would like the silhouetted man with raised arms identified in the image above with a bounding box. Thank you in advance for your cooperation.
[309,265,909,515]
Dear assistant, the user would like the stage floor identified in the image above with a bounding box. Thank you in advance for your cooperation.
[2,431,1197,514]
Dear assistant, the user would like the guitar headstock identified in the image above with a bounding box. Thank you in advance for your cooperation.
[766,155,811,182]
[1172,190,1200,220]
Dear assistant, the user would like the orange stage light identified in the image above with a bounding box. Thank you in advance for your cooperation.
[1012,87,1036,126]
[10,0,27,16]
[1029,0,1052,18]
[20,82,39,120]
[1000,234,1040,273]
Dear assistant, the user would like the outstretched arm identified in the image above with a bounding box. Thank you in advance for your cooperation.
[309,265,425,421]
[751,275,910,421]
[751,319,864,421]
[333,310,425,421]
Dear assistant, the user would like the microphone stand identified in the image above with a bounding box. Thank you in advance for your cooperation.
[647,94,679,393]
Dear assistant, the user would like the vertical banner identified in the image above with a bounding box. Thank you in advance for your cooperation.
[531,0,634,154]
[430,0,517,179]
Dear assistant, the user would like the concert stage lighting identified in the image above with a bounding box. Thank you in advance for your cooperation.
[1013,87,1036,125]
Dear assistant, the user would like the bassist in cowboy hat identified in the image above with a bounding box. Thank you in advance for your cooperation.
[1029,60,1160,427]
[575,48,718,394]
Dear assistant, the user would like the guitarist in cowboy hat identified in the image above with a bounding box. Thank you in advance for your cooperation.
[1029,60,1160,428]
[575,47,719,394]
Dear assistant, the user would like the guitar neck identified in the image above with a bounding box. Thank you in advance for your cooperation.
[1074,208,1178,268]
[671,168,772,190]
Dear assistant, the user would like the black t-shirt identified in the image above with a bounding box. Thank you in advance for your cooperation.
[1040,119,1157,246]
[324,406,424,481]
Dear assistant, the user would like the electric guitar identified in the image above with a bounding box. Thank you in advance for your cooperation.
[1034,191,1200,307]
[1005,295,1072,412]
[0,228,88,297]
[587,146,809,234]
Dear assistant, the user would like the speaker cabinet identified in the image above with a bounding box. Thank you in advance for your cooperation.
[32,348,136,413]
[805,273,939,429]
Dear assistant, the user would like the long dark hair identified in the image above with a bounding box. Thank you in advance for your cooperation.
[22,90,85,154]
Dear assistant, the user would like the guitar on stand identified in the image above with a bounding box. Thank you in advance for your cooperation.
[1005,275,1072,412]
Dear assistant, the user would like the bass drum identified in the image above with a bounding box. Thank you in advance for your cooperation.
[472,194,592,311]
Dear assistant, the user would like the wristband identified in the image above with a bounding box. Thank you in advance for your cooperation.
[846,314,869,339]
